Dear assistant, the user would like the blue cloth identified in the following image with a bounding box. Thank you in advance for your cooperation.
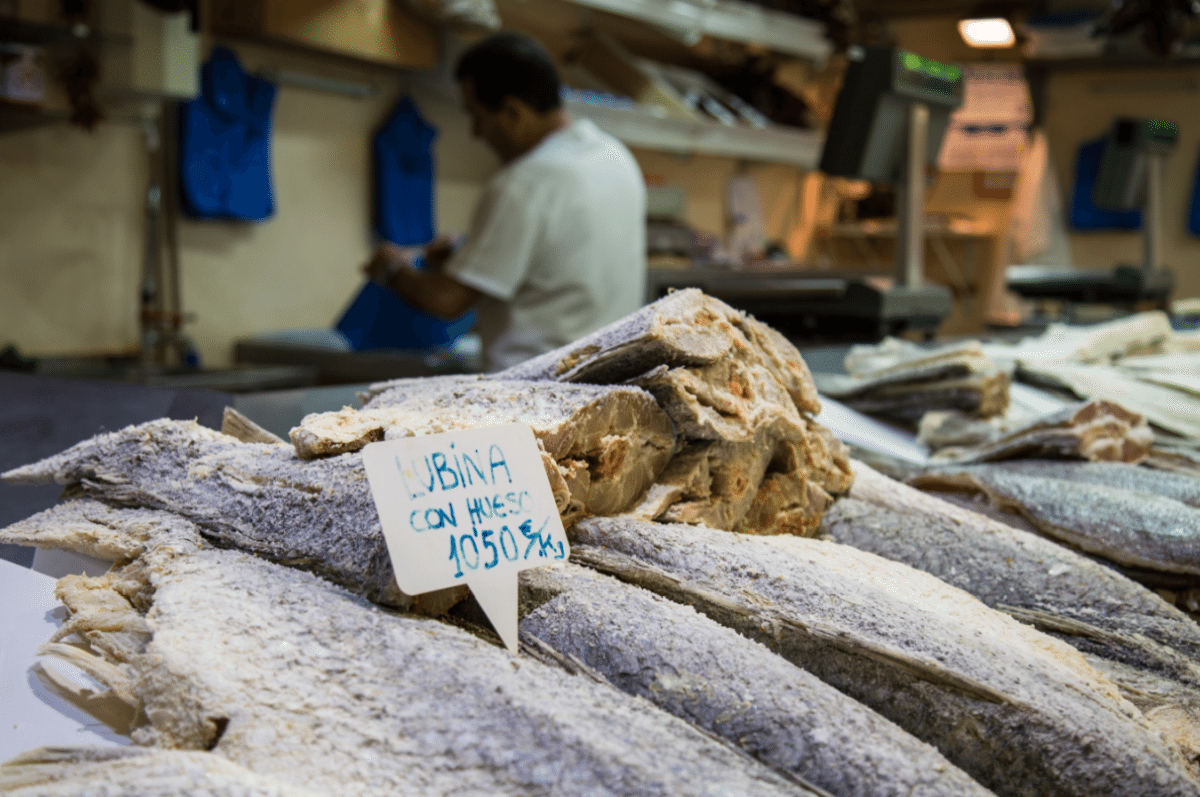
[1069,137,1141,231]
[336,279,474,351]
[373,96,436,245]
[179,46,276,221]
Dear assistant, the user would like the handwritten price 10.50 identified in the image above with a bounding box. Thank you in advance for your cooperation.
[448,516,565,578]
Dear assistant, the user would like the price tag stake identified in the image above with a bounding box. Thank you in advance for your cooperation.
[362,424,569,653]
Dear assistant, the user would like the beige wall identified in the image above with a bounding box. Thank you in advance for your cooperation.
[0,122,147,358]
[1041,66,1200,300]
[0,40,496,368]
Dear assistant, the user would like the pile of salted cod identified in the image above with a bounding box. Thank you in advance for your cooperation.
[4,290,1200,797]
[812,338,1010,424]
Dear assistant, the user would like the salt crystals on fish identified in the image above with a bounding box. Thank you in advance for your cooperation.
[910,461,1200,578]
[827,463,1200,686]
[570,515,1200,797]
[1,421,422,611]
[519,562,995,797]
[18,507,822,797]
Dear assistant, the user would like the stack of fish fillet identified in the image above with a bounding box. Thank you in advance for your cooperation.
[917,399,1155,464]
[3,290,1200,797]
[344,288,855,536]
[812,337,1009,425]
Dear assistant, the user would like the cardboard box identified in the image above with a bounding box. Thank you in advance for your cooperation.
[210,0,437,70]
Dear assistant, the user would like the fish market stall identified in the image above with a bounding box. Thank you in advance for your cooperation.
[3,291,1200,797]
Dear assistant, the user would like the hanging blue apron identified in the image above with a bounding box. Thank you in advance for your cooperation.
[337,97,474,350]
[179,46,276,221]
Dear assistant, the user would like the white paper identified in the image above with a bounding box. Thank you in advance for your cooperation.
[815,396,929,463]
[362,424,569,653]
[1,558,129,762]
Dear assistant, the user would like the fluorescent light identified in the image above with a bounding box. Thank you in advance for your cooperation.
[958,17,1016,47]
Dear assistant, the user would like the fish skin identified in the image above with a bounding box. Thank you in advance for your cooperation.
[909,462,1200,577]
[519,562,997,797]
[0,747,323,797]
[33,508,817,797]
[826,463,1200,686]
[953,459,1200,507]
[570,515,1200,797]
[1,420,407,608]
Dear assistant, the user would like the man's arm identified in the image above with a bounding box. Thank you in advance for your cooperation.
[365,244,480,320]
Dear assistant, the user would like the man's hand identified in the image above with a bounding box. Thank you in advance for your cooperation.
[362,242,481,321]
[363,242,411,285]
[423,236,456,272]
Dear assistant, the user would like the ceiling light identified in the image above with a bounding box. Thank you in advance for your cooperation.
[958,17,1016,47]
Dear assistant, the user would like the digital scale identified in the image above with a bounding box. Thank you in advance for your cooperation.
[1008,116,1177,311]
[659,47,964,341]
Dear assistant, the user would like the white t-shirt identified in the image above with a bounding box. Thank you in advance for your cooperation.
[446,118,647,371]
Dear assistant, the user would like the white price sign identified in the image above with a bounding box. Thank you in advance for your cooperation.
[362,423,569,652]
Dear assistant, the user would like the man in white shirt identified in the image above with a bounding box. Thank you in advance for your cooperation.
[367,32,647,371]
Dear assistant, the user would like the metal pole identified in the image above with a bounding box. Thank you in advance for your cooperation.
[1144,151,1163,274]
[896,101,929,288]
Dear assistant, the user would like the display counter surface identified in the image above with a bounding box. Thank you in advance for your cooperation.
[1,554,128,762]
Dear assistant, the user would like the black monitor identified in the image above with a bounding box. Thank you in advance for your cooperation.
[819,47,963,185]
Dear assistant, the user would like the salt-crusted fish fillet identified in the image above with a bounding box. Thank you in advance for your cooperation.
[814,341,1009,423]
[294,380,674,519]
[519,562,995,797]
[825,463,1200,686]
[23,506,818,797]
[939,459,1200,506]
[0,421,432,610]
[923,400,1154,464]
[570,515,1200,797]
[358,291,849,534]
[910,462,1200,577]
[496,288,822,416]
[0,747,322,797]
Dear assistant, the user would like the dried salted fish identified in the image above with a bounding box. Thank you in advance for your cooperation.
[980,311,1174,367]
[497,288,822,416]
[0,747,322,797]
[221,407,286,445]
[910,462,1200,578]
[292,381,674,518]
[570,515,1200,797]
[25,507,817,797]
[1,421,430,611]
[815,340,1009,423]
[942,459,1200,507]
[1082,655,1200,780]
[361,290,849,534]
[506,288,843,532]
[825,463,1200,687]
[519,562,995,797]
[924,400,1154,464]
[1020,361,1200,439]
